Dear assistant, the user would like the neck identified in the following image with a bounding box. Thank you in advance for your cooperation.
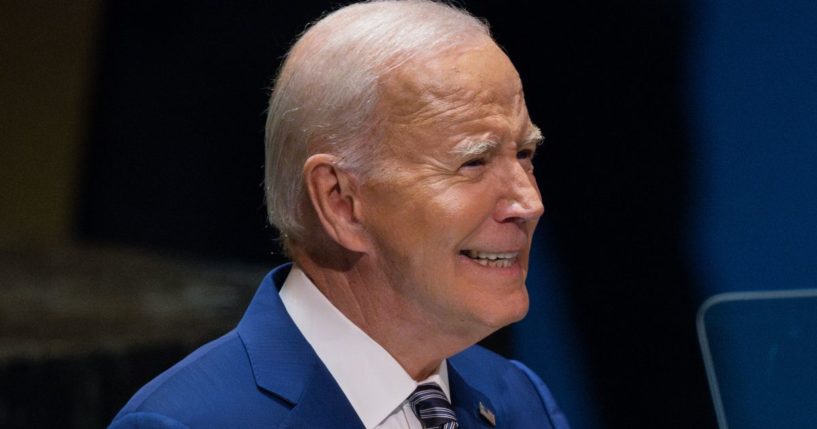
[295,255,479,380]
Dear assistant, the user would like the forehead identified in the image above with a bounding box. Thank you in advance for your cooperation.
[377,40,528,135]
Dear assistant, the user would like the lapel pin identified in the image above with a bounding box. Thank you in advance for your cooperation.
[478,401,496,427]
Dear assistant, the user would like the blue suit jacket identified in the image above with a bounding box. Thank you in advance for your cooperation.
[110,265,570,428]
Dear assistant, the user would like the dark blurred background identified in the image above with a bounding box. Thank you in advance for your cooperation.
[3,0,817,428]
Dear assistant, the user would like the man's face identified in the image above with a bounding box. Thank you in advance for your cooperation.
[358,39,544,340]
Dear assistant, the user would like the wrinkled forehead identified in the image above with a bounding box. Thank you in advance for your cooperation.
[377,39,526,128]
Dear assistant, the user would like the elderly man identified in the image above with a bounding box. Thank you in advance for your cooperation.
[111,1,568,428]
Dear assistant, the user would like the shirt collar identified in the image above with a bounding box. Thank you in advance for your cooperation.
[279,265,450,429]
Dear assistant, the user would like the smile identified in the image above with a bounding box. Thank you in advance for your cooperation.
[460,250,519,268]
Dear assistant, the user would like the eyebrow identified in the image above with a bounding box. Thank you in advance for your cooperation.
[451,138,500,158]
[450,125,545,158]
[520,125,544,148]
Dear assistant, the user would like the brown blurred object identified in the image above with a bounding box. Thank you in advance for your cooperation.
[0,0,98,246]
[0,243,266,428]
[0,244,264,363]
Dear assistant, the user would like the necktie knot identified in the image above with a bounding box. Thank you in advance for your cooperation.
[408,383,459,429]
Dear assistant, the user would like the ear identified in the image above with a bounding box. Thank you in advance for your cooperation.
[303,154,368,253]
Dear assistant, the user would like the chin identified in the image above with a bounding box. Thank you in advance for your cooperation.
[504,292,531,324]
[478,287,530,331]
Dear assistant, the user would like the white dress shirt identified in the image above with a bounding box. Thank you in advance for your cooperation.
[279,265,452,429]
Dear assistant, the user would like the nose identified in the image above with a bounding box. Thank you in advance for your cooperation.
[494,163,545,224]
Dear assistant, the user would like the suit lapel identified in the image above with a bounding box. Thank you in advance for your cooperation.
[237,264,363,429]
[279,361,364,429]
[448,360,499,429]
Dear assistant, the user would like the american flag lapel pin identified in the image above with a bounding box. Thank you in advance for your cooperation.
[478,401,496,427]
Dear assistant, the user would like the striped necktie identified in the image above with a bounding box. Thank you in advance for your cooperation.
[408,383,459,429]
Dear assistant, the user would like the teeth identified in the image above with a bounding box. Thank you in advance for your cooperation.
[465,250,518,260]
[463,250,519,268]
[471,258,515,268]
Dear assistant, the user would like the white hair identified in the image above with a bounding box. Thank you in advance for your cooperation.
[264,0,491,249]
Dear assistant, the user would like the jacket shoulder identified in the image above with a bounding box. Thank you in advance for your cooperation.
[110,331,290,429]
[450,345,570,429]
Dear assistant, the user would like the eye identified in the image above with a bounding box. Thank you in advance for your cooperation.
[517,148,536,172]
[461,158,486,168]
[517,149,535,160]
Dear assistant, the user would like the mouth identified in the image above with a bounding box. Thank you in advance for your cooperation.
[459,249,520,268]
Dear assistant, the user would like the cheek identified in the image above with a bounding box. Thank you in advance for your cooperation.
[364,178,500,257]
[429,186,498,229]
[417,196,479,248]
